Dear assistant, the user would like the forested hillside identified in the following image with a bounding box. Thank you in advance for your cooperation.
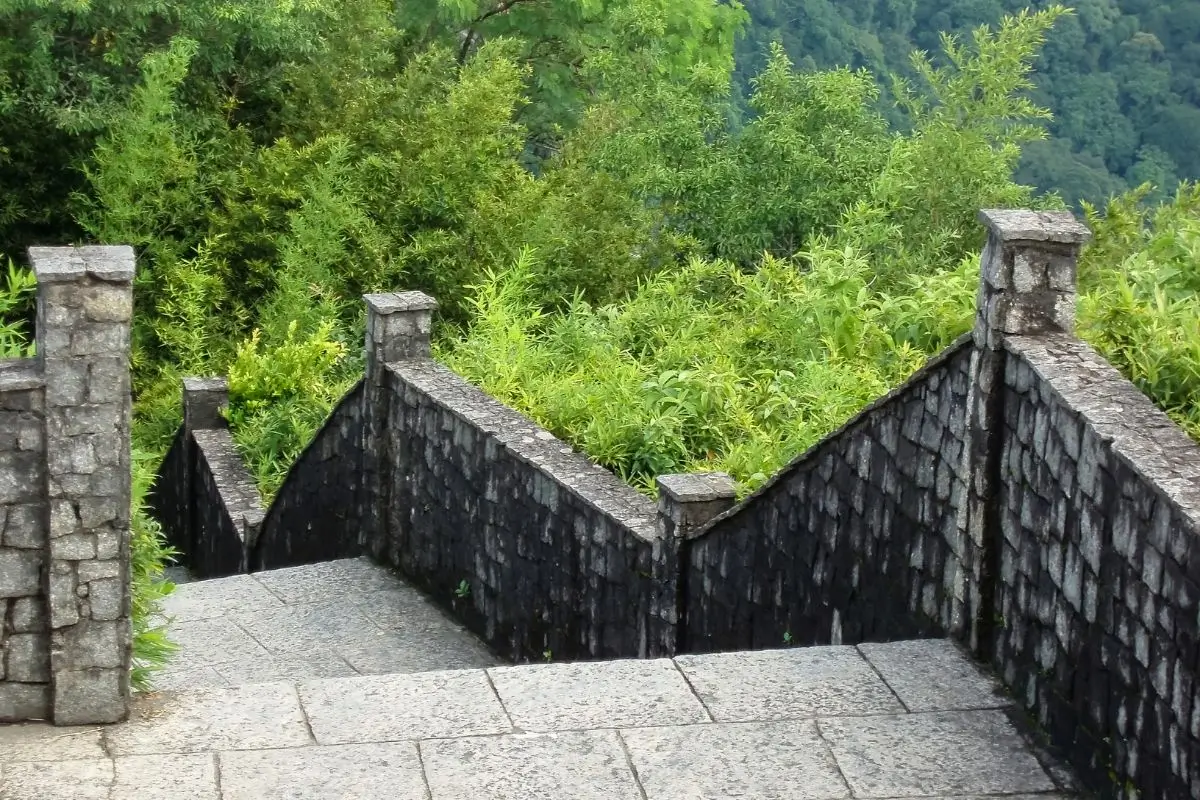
[0,1,1197,685]
[734,0,1200,206]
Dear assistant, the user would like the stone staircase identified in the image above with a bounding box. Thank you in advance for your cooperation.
[153,559,497,690]
[0,558,1083,799]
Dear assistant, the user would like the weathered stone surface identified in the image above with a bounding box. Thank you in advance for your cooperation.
[421,730,643,800]
[106,683,310,754]
[0,549,41,597]
[488,659,708,731]
[298,669,511,745]
[250,558,400,603]
[819,710,1056,797]
[110,753,218,800]
[978,209,1092,245]
[0,757,114,800]
[159,573,284,621]
[220,743,427,800]
[10,597,47,632]
[0,722,105,763]
[166,618,271,664]
[675,647,904,722]
[0,682,50,722]
[858,639,1010,712]
[4,633,50,682]
[621,720,849,800]
[52,668,127,725]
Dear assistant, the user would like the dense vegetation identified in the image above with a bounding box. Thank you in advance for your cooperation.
[734,0,1200,207]
[0,1,1196,684]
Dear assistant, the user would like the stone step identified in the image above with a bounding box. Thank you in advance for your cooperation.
[151,558,497,690]
[0,640,1077,799]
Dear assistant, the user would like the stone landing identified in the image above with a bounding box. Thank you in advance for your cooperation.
[0,638,1080,799]
[153,558,498,689]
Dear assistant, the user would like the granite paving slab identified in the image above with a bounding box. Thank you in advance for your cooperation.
[153,558,499,691]
[817,709,1057,797]
[488,658,710,731]
[0,641,1079,800]
[620,719,850,800]
[105,682,312,755]
[297,669,513,745]
[219,742,428,800]
[420,730,644,800]
[674,645,906,722]
[857,639,1012,712]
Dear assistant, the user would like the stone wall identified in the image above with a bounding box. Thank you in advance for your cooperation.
[252,381,365,571]
[681,337,974,653]
[151,379,264,578]
[381,356,666,662]
[995,333,1200,799]
[145,208,1200,800]
[0,246,133,725]
[0,359,48,721]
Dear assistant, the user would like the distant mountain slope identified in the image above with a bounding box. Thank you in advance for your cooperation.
[734,0,1200,205]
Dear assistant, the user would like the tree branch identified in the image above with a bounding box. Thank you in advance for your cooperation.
[457,0,541,63]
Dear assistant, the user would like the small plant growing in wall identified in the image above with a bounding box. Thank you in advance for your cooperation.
[454,579,471,599]
[783,631,794,646]
[543,649,553,662]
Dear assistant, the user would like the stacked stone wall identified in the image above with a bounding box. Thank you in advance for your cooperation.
[0,361,49,720]
[150,379,264,578]
[381,358,666,662]
[682,338,974,652]
[996,333,1200,798]
[0,246,133,725]
[253,381,365,570]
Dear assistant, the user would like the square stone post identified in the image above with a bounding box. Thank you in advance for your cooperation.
[183,377,229,432]
[360,292,438,561]
[30,246,134,725]
[653,472,738,655]
[959,210,1090,655]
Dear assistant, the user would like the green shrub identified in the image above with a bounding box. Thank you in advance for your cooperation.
[130,449,179,692]
[1079,184,1200,439]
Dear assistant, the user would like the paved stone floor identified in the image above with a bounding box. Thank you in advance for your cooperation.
[150,558,499,690]
[0,637,1082,799]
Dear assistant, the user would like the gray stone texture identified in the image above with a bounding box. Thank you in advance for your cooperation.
[220,743,427,800]
[298,668,512,744]
[675,646,904,721]
[488,658,709,730]
[0,644,1073,799]
[0,247,133,725]
[381,356,665,663]
[153,560,497,691]
[993,331,1200,798]
[684,337,975,652]
[819,709,1056,797]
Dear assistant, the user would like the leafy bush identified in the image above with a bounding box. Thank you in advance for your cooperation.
[0,261,36,358]
[226,321,359,500]
[443,246,972,492]
[1079,184,1200,439]
[130,450,179,692]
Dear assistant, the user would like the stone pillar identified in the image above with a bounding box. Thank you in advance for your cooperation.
[30,246,134,725]
[959,210,1090,654]
[656,473,739,541]
[183,377,228,431]
[360,292,438,560]
[653,472,738,655]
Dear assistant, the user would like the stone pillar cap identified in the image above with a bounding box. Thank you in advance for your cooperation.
[28,245,136,283]
[183,377,229,393]
[657,472,738,503]
[978,209,1091,245]
[364,291,438,315]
